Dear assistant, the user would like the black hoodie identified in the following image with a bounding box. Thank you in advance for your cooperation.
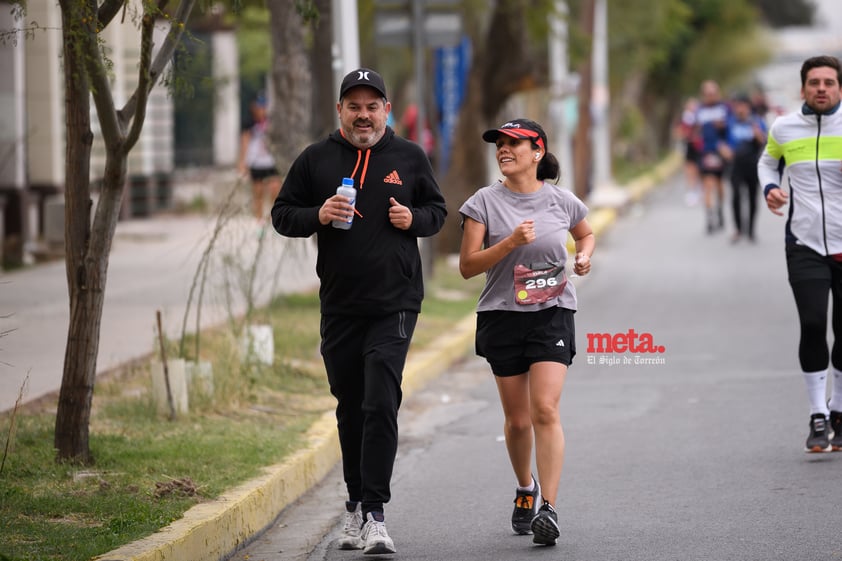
[271,127,447,316]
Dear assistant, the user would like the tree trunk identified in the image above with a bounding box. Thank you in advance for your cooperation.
[266,0,312,176]
[310,0,335,140]
[573,0,594,200]
[54,0,195,463]
[435,0,539,254]
[54,1,97,464]
[480,0,540,118]
[437,63,493,254]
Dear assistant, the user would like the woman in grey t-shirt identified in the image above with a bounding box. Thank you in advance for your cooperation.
[459,118,594,547]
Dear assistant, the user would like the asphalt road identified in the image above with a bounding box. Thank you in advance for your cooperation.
[238,174,842,561]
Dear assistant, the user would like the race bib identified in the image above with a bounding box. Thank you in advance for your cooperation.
[513,262,567,305]
[701,152,723,170]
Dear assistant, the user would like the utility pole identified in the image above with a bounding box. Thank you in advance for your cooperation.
[411,0,433,280]
[590,0,612,191]
[572,0,594,200]
[412,0,426,150]
[548,1,574,190]
[332,0,360,126]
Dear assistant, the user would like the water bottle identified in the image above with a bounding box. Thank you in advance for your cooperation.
[332,177,356,230]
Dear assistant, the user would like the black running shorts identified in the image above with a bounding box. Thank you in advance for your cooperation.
[249,167,279,181]
[475,306,576,377]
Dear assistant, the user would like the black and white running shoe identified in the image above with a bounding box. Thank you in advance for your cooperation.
[806,413,831,453]
[531,501,560,546]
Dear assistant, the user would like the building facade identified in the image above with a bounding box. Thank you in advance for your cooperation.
[0,2,240,268]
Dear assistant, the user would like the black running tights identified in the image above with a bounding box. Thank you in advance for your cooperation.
[787,244,842,372]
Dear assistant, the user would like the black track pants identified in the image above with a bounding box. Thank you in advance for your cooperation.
[320,311,418,515]
[730,164,759,237]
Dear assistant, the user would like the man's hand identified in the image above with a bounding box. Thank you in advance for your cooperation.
[766,187,788,216]
[389,197,413,230]
[319,194,354,225]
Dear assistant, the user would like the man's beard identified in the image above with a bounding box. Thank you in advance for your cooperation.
[348,124,383,148]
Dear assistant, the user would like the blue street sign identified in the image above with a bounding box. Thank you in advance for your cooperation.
[434,36,471,173]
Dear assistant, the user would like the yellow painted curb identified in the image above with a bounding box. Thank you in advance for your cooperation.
[94,314,476,561]
[626,150,682,202]
[94,411,341,561]
[567,207,616,255]
[401,313,477,397]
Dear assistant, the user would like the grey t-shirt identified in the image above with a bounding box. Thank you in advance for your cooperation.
[459,180,588,312]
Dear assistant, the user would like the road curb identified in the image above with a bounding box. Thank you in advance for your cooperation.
[94,154,680,561]
[94,316,477,561]
[95,411,340,561]
[626,151,682,203]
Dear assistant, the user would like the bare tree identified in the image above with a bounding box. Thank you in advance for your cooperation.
[53,0,197,463]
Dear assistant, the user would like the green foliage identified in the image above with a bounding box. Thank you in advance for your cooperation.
[295,0,320,23]
[643,0,771,98]
[610,0,694,78]
[225,0,321,117]
[0,410,302,561]
[688,1,769,91]
[172,32,215,165]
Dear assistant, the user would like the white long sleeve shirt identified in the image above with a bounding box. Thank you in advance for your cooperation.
[758,103,842,256]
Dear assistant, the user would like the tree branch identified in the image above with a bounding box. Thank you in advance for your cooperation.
[122,9,155,153]
[120,0,195,123]
[81,1,123,152]
[96,0,124,28]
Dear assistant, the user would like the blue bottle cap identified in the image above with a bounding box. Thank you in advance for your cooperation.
[342,177,354,187]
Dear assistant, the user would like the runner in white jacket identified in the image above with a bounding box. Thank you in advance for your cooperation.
[758,54,842,453]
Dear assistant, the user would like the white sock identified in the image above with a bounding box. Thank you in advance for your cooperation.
[803,369,829,416]
[517,478,535,493]
[827,367,842,412]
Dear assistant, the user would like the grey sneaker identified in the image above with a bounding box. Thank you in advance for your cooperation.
[337,501,363,550]
[511,476,540,535]
[806,413,831,453]
[531,501,560,546]
[830,410,842,451]
[361,511,396,555]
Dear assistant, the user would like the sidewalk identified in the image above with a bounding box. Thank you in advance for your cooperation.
[0,169,319,413]
[89,153,681,561]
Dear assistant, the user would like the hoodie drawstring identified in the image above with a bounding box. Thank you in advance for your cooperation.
[350,149,362,182]
[359,149,371,190]
[346,148,371,218]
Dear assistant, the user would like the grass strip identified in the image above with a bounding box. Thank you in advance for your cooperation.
[0,259,482,561]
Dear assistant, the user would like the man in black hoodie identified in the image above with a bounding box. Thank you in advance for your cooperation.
[271,68,447,554]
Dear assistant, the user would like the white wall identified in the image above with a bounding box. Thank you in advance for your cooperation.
[213,30,240,167]
[0,2,26,189]
[25,1,63,188]
[93,11,174,180]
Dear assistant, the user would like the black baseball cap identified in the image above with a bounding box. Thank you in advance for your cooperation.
[482,119,547,152]
[339,68,387,100]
